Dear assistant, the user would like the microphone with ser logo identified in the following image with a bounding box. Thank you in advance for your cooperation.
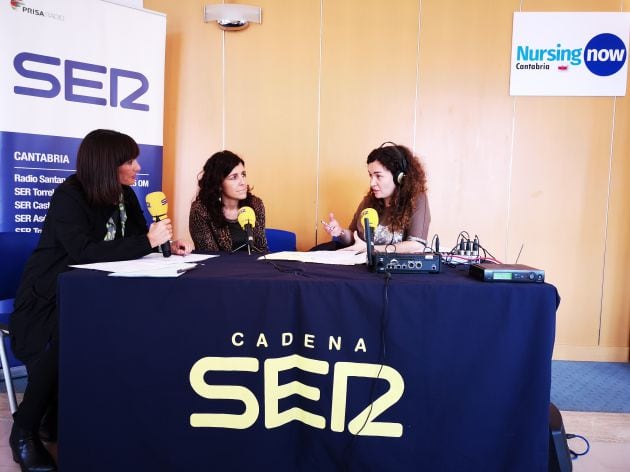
[145,191,171,258]
[237,206,256,255]
[360,208,379,267]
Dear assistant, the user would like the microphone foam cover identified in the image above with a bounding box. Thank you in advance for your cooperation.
[146,191,168,217]
[360,208,379,229]
[237,206,256,229]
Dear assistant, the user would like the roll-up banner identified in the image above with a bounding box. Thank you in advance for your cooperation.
[0,0,166,232]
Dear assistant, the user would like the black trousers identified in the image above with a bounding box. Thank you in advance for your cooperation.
[13,340,58,432]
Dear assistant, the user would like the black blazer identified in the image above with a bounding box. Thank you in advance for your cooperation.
[10,174,152,361]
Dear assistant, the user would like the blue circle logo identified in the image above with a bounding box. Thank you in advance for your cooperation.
[584,33,627,76]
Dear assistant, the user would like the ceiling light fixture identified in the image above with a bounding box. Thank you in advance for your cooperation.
[203,4,262,31]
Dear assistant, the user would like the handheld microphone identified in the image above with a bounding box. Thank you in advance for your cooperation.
[360,208,379,267]
[145,191,171,257]
[237,206,256,255]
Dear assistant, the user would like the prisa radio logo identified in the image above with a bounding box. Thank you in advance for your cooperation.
[515,33,627,76]
[9,0,64,21]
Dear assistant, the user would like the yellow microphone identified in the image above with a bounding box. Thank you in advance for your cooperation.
[360,208,379,230]
[145,191,171,257]
[360,208,378,267]
[237,206,256,255]
[237,206,256,230]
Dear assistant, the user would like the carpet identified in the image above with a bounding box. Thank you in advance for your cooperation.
[551,361,630,413]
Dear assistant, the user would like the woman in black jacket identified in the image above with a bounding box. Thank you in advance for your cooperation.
[9,129,192,471]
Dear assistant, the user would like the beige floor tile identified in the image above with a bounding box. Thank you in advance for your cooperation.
[562,411,630,443]
[0,467,20,472]
[0,393,628,471]
[0,444,19,472]
[572,441,630,472]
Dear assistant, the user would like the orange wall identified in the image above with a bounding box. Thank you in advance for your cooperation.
[146,0,630,361]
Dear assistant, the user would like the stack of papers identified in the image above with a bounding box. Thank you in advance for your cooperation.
[258,251,366,266]
[69,253,216,277]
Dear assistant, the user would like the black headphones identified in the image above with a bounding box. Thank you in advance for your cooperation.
[379,141,408,185]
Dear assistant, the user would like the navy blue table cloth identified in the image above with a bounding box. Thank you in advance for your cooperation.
[57,253,559,471]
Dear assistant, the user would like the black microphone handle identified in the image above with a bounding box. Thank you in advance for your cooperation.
[244,223,254,255]
[153,215,172,258]
[160,241,171,258]
[364,217,374,267]
[245,223,254,242]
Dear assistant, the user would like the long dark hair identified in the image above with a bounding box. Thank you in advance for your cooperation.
[363,143,427,231]
[76,129,139,206]
[196,150,253,226]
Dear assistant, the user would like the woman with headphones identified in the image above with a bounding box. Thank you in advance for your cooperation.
[322,142,430,253]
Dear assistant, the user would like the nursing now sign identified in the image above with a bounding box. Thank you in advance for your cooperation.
[510,12,630,96]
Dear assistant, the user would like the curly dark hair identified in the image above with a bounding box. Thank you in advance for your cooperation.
[196,150,254,227]
[363,143,427,231]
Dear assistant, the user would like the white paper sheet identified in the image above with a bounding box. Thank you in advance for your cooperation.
[69,253,217,277]
[258,251,366,266]
[107,263,198,278]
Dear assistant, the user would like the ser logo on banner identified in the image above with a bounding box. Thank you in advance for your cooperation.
[0,0,166,232]
[13,52,150,111]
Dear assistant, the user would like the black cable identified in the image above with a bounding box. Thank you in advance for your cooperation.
[438,231,505,266]
[342,272,391,469]
[566,433,590,459]
[443,241,469,268]
[353,272,390,435]
[457,230,470,241]
[260,255,306,276]
[479,244,499,263]
[380,272,391,360]
[384,243,396,254]
[383,226,397,254]
[429,233,439,253]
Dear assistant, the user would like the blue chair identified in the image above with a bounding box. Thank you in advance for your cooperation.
[0,232,40,414]
[265,228,297,252]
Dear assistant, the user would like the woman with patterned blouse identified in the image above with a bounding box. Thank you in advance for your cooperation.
[189,150,268,252]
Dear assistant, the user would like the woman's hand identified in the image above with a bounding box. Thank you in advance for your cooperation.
[147,218,173,248]
[338,231,367,253]
[170,239,194,255]
[322,212,343,238]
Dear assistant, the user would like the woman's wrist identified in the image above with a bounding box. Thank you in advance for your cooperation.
[338,228,350,243]
[147,234,158,248]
